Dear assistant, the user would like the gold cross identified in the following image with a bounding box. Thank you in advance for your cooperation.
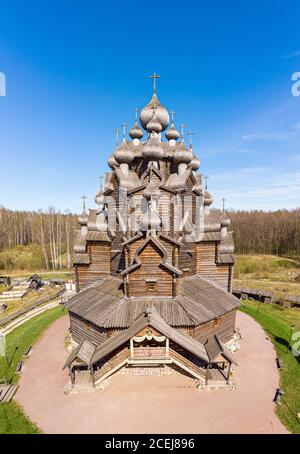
[150,72,160,92]
[203,175,210,191]
[81,195,87,211]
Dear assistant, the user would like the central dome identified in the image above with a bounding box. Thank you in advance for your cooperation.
[140,93,169,132]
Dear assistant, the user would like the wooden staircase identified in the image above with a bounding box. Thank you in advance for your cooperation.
[169,349,206,383]
[93,347,207,386]
[94,347,130,384]
[0,384,18,403]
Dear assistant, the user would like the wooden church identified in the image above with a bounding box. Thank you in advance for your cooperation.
[64,74,239,389]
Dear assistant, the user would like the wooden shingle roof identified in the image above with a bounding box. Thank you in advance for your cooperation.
[63,338,96,370]
[205,334,237,365]
[66,275,239,329]
[89,307,209,366]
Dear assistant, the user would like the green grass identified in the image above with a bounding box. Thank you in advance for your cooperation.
[234,254,298,278]
[239,300,300,434]
[0,401,41,434]
[0,305,66,434]
[234,254,300,299]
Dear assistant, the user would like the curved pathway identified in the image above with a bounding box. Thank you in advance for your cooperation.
[16,312,289,434]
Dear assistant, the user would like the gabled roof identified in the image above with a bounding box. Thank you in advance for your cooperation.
[121,234,182,276]
[63,338,96,370]
[205,334,237,365]
[89,307,209,366]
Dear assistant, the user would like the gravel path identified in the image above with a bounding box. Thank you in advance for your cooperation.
[16,312,289,434]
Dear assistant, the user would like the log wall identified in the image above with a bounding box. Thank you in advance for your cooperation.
[129,242,173,297]
[195,241,229,290]
[192,309,237,343]
[70,313,108,345]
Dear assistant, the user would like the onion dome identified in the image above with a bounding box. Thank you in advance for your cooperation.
[221,214,231,228]
[143,132,164,161]
[190,153,200,171]
[140,92,169,132]
[174,142,193,164]
[78,210,88,226]
[95,178,104,207]
[146,112,163,133]
[204,190,213,206]
[114,139,134,164]
[143,181,161,200]
[129,121,144,140]
[165,122,180,141]
[108,154,118,168]
[140,205,162,232]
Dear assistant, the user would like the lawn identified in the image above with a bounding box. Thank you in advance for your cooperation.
[0,305,66,434]
[239,300,300,434]
[234,254,300,299]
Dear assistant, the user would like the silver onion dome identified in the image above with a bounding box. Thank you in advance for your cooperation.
[129,121,144,140]
[220,214,231,227]
[204,190,213,206]
[165,122,180,141]
[108,154,119,168]
[190,155,200,171]
[146,112,163,133]
[78,210,88,226]
[143,132,164,161]
[114,139,134,164]
[95,181,104,207]
[174,142,193,164]
[140,92,169,132]
[140,205,162,232]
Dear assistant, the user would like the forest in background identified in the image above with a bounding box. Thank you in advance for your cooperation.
[0,206,299,271]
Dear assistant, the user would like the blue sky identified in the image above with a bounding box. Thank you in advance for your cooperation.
[0,0,300,213]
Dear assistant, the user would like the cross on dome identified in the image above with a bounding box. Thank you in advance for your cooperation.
[81,195,87,211]
[203,175,210,191]
[179,123,187,141]
[187,130,194,145]
[150,72,160,93]
[170,109,176,122]
[121,122,127,138]
[221,197,226,212]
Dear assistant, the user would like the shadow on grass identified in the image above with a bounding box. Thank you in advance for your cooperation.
[281,398,300,427]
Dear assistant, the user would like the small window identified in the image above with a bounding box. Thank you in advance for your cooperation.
[146,280,157,291]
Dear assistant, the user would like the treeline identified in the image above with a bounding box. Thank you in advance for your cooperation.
[228,208,300,256]
[0,206,77,270]
[0,206,299,271]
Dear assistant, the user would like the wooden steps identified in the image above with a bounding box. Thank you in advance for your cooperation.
[0,284,30,302]
[0,384,18,403]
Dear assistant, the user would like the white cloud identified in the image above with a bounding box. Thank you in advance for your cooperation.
[281,49,300,59]
[242,131,297,141]
[209,169,300,210]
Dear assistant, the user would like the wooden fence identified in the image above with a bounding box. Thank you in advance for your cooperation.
[0,285,65,327]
